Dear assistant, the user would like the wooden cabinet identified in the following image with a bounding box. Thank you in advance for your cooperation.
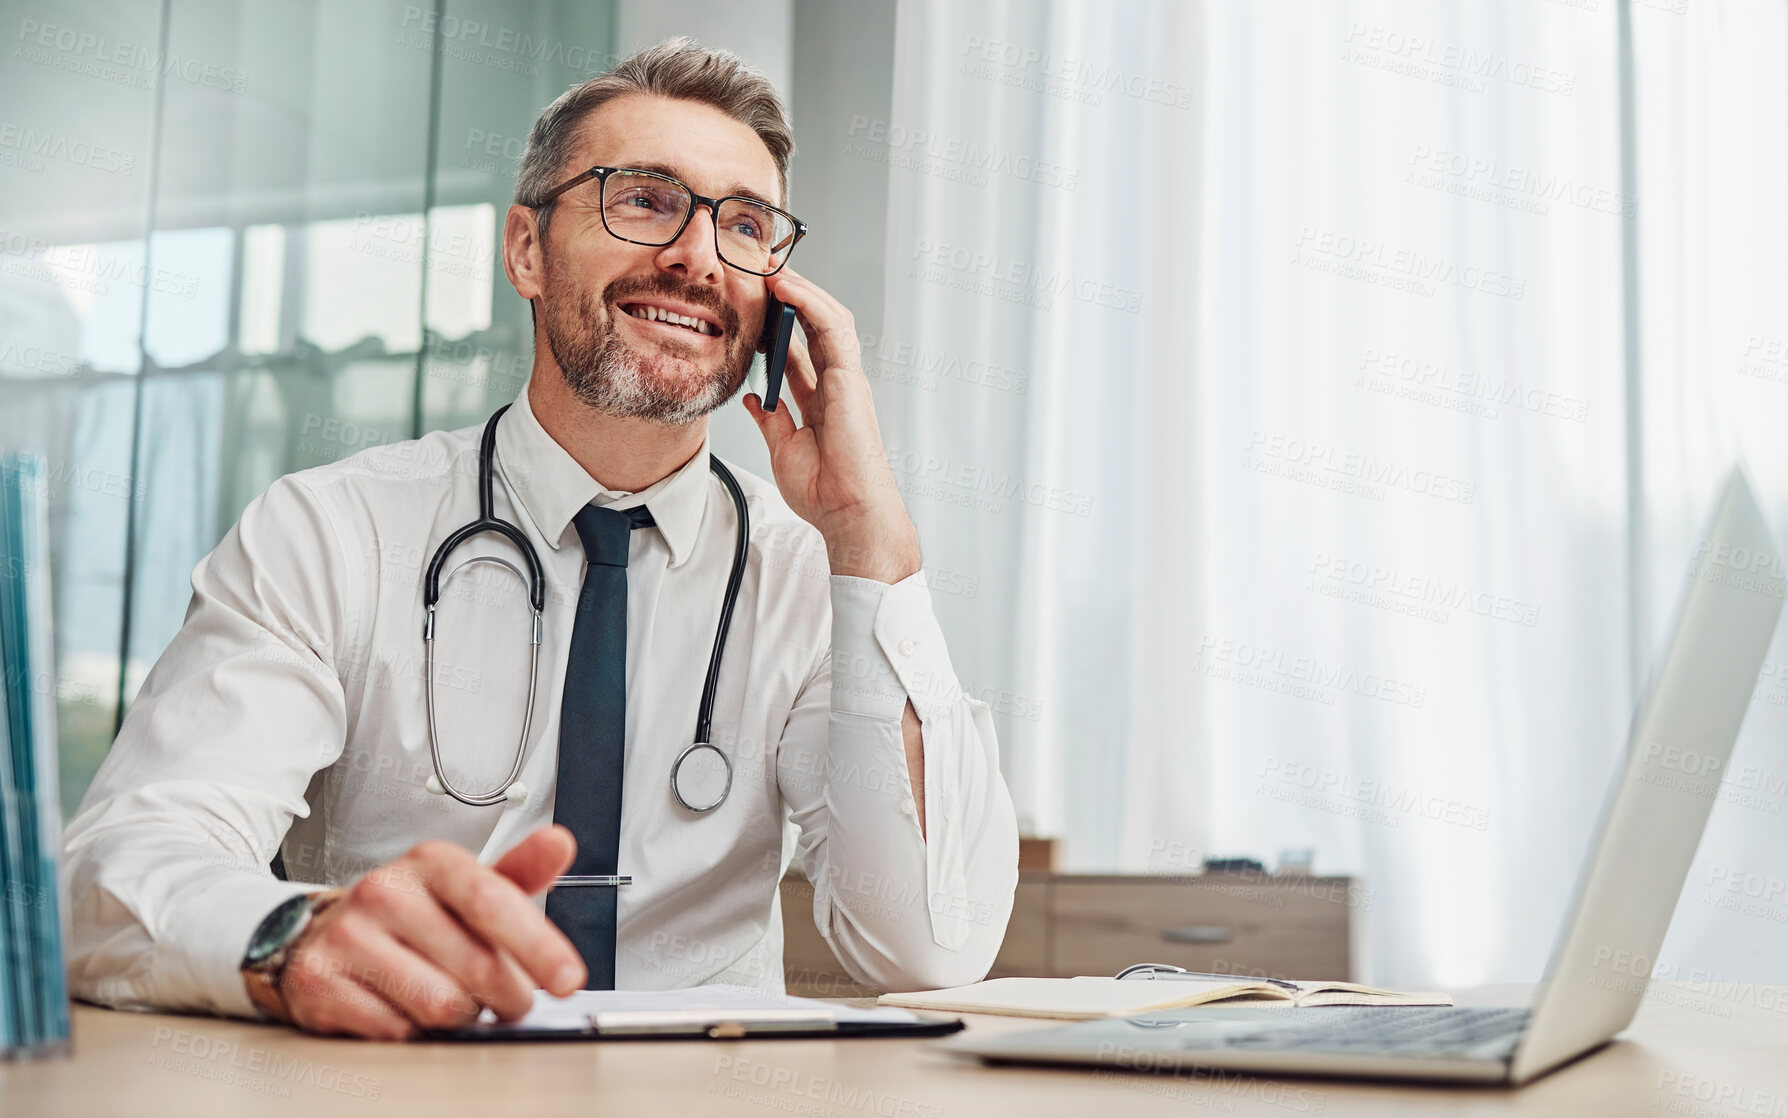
[986,878,1049,977]
[780,870,1355,995]
[1043,873,1354,980]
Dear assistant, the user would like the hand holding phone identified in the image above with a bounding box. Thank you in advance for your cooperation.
[759,294,799,412]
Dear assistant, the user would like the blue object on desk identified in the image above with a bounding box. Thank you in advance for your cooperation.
[0,454,71,1061]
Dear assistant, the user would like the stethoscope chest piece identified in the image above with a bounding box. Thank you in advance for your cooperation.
[671,742,732,813]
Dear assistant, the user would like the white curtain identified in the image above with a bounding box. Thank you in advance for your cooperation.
[1631,3,1788,987]
[875,0,1788,988]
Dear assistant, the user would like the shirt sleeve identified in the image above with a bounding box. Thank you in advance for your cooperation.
[777,570,1019,992]
[61,473,356,1019]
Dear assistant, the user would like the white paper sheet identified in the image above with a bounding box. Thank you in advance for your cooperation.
[476,984,923,1031]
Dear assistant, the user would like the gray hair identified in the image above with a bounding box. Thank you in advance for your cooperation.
[515,37,794,243]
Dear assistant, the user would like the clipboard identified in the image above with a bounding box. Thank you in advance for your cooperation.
[426,1010,965,1042]
[420,986,964,1043]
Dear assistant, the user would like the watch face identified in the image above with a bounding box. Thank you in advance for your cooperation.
[244,894,314,967]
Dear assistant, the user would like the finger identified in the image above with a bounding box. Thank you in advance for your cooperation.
[742,392,798,453]
[769,271,857,362]
[492,824,576,895]
[765,271,861,398]
[770,266,850,323]
[368,878,535,1021]
[337,920,484,1031]
[494,947,537,1008]
[781,335,822,420]
[283,949,416,1041]
[416,840,586,997]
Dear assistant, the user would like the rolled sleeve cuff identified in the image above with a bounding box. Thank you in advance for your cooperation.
[829,570,963,720]
[163,874,318,1020]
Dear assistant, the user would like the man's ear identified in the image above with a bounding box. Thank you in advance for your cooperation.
[502,203,546,302]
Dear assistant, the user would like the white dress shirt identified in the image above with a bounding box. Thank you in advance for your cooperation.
[61,386,1018,1019]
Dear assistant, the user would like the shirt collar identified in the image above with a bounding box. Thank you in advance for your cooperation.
[494,386,711,568]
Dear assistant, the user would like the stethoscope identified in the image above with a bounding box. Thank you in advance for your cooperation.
[421,405,749,814]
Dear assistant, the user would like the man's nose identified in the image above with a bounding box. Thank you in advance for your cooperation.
[654,204,725,283]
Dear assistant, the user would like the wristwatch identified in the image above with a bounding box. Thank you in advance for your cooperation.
[240,889,343,1022]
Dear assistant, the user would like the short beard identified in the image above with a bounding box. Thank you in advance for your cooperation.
[541,268,750,428]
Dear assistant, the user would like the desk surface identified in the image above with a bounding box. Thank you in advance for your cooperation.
[4,983,1783,1116]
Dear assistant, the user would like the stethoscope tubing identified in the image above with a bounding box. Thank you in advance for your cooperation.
[420,405,749,811]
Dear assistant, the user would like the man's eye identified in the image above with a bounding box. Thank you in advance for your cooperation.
[617,189,674,211]
[729,217,764,240]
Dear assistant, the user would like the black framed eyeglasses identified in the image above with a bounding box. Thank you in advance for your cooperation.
[534,165,807,277]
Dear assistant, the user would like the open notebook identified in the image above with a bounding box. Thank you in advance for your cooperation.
[878,976,1453,1021]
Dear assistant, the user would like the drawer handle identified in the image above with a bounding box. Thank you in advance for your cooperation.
[1162,925,1232,945]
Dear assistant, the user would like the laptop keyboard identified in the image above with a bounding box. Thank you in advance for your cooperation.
[1211,1007,1530,1059]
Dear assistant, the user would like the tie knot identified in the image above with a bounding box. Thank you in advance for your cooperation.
[571,504,656,567]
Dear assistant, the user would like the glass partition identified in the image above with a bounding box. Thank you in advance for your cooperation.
[0,0,617,816]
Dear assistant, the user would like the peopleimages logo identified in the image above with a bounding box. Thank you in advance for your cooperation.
[857,332,1030,395]
[1244,430,1477,504]
[1407,144,1635,218]
[0,122,136,175]
[1687,539,1788,601]
[396,6,615,75]
[1341,23,1576,97]
[958,35,1195,109]
[1689,539,1786,578]
[1308,552,1540,627]
[881,445,1095,518]
[15,19,249,94]
[148,1026,382,1099]
[1357,348,1590,423]
[911,239,1144,313]
[1196,634,1427,709]
[1293,227,1526,300]
[846,116,1079,190]
[1257,757,1491,831]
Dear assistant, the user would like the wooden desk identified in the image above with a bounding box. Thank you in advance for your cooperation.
[4,984,1783,1116]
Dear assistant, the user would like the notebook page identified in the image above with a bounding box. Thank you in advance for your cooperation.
[879,976,1292,1020]
[1290,983,1455,1008]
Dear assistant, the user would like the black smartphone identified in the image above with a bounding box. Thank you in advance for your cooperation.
[759,294,798,412]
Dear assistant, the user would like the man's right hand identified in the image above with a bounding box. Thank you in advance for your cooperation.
[274,824,587,1039]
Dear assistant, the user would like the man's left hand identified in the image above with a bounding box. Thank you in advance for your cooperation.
[743,267,921,584]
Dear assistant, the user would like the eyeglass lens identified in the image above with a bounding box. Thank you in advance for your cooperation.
[602,170,796,274]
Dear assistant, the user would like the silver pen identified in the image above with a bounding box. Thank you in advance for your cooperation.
[551,875,633,887]
[1115,962,1301,992]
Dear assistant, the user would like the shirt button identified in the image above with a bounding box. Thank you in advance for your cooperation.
[899,799,917,816]
[898,638,916,656]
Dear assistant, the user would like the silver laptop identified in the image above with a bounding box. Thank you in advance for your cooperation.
[946,467,1785,1085]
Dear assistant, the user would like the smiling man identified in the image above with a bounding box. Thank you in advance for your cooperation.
[61,38,1018,1039]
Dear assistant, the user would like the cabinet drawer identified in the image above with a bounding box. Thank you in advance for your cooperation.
[1049,875,1352,981]
[987,878,1049,977]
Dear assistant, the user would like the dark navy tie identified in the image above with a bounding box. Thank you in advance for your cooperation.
[545,502,655,989]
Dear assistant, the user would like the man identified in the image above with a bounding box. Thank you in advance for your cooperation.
[62,38,1018,1040]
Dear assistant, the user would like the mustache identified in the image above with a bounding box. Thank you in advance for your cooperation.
[601,273,742,339]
